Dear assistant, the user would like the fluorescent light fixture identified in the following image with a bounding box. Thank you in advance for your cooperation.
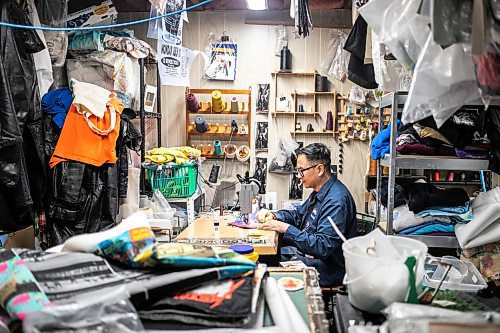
[246,0,267,10]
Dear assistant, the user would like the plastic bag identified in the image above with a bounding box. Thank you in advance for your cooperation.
[275,25,287,56]
[23,286,145,333]
[402,32,480,126]
[359,0,429,69]
[349,86,366,106]
[269,136,299,174]
[319,29,349,81]
[473,43,500,104]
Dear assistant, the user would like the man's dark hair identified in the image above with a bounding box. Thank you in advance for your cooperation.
[297,143,331,169]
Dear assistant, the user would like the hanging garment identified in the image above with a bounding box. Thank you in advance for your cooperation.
[344,16,378,89]
[0,0,46,232]
[41,87,73,129]
[27,0,53,96]
[49,97,124,168]
[116,112,142,198]
[487,107,500,174]
[46,161,119,245]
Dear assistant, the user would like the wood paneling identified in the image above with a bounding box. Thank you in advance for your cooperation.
[124,10,369,210]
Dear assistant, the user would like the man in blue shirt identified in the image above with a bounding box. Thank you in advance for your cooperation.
[256,143,357,286]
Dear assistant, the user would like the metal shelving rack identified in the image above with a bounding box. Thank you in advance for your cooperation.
[375,92,491,248]
[139,58,162,194]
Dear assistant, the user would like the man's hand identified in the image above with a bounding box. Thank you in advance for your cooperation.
[255,209,275,222]
[256,220,290,234]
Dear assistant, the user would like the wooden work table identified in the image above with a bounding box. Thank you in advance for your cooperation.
[175,213,278,255]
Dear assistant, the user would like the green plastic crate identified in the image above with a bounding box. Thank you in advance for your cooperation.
[145,163,198,198]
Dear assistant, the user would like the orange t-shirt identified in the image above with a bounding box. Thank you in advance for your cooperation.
[49,98,124,168]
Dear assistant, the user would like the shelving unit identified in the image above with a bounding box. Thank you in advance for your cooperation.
[139,59,162,194]
[271,72,338,137]
[185,88,251,161]
[376,92,492,248]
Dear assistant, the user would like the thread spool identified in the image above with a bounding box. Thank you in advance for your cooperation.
[279,45,292,72]
[194,115,208,133]
[315,75,329,92]
[326,110,333,130]
[369,157,377,176]
[186,93,200,113]
[236,145,250,162]
[230,97,239,113]
[213,140,223,156]
[298,104,304,113]
[211,90,223,113]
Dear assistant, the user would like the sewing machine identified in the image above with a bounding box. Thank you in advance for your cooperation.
[237,172,261,223]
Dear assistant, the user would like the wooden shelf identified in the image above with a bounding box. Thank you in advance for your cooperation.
[188,131,249,138]
[291,131,334,135]
[293,92,337,96]
[203,155,250,161]
[186,87,252,151]
[272,72,316,76]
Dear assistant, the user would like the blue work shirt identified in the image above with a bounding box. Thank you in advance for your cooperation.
[274,176,357,286]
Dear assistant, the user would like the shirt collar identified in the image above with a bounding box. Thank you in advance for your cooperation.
[313,176,337,203]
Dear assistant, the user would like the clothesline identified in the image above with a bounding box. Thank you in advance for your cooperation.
[0,0,213,31]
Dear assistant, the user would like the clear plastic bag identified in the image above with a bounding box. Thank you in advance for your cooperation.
[320,30,349,82]
[349,86,366,106]
[275,25,287,56]
[23,286,145,333]
[403,33,480,126]
[269,136,299,174]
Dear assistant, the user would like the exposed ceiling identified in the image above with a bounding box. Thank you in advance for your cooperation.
[113,0,352,28]
[114,0,351,12]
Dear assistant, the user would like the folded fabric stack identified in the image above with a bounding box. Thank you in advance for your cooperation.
[144,146,202,165]
[371,109,491,160]
[392,182,472,236]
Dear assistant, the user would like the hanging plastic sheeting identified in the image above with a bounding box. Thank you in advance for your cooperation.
[360,0,481,127]
[403,32,480,127]
[371,31,404,92]
[359,0,429,70]
[319,30,349,82]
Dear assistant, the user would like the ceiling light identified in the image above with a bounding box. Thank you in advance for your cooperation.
[246,0,268,10]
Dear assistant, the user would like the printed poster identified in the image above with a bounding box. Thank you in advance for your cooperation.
[157,28,207,87]
[147,0,186,45]
[205,43,238,81]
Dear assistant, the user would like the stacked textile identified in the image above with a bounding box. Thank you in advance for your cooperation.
[391,181,472,236]
[371,110,491,160]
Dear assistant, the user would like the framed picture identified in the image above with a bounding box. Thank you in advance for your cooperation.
[205,43,238,81]
[289,173,303,200]
[144,85,157,112]
[254,158,267,194]
[256,83,270,113]
[255,122,269,151]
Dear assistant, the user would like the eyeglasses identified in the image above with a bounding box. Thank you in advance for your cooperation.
[296,164,319,177]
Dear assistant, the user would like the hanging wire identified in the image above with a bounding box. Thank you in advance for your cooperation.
[0,0,214,31]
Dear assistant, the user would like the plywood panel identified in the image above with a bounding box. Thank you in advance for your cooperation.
[126,10,370,211]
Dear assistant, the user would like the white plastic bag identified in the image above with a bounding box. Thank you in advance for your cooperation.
[269,136,299,173]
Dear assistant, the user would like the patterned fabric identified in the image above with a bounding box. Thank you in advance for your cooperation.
[461,241,500,285]
[104,36,156,61]
[0,250,51,322]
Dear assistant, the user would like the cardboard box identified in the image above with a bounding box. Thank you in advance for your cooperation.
[3,226,35,250]
[67,0,117,28]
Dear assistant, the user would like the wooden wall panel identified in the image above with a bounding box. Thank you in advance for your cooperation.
[122,11,370,210]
